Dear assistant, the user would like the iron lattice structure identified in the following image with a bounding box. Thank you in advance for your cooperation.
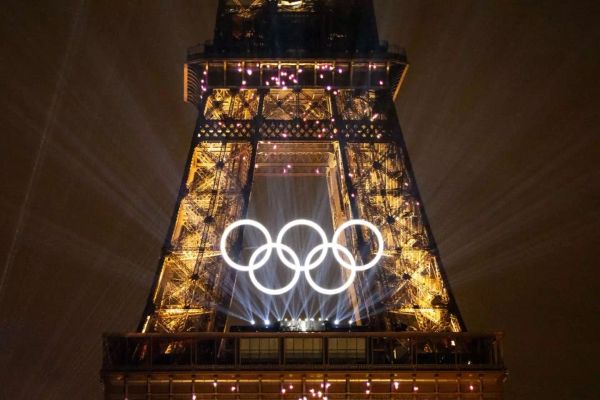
[139,0,463,334]
[102,2,507,399]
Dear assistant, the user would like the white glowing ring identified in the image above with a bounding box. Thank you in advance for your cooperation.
[331,219,384,272]
[220,218,383,296]
[248,243,301,295]
[220,219,272,271]
[276,219,328,271]
[304,243,357,295]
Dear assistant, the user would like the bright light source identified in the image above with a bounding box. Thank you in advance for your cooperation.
[220,219,384,296]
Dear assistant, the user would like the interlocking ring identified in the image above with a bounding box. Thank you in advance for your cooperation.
[220,219,384,295]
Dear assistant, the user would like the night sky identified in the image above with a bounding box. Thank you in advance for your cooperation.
[1,1,599,399]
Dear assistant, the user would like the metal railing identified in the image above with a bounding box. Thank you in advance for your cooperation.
[103,331,503,372]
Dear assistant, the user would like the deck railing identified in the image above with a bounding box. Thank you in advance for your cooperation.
[103,331,503,372]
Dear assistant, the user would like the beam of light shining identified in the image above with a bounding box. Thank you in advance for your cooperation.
[0,0,90,309]
[222,172,382,325]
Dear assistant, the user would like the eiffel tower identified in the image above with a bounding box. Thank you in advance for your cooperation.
[102,1,506,398]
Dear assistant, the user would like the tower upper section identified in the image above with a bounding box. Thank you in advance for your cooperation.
[208,0,382,57]
[184,0,408,106]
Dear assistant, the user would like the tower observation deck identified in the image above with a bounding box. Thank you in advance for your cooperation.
[102,1,507,398]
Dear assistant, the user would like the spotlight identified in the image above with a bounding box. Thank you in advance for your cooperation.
[334,319,339,325]
[264,319,270,326]
[250,320,255,325]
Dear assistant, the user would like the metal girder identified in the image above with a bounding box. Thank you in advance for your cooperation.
[143,84,462,333]
[344,143,461,332]
[142,142,253,333]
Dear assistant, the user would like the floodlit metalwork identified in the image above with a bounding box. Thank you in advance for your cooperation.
[142,142,253,333]
[204,89,259,120]
[104,0,506,398]
[143,0,461,334]
[345,143,461,332]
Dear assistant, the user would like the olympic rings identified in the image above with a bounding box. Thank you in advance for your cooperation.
[220,219,384,296]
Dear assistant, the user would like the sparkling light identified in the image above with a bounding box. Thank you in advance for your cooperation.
[220,218,384,296]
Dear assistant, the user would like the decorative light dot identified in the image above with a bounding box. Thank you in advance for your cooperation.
[413,386,419,392]
[469,384,475,391]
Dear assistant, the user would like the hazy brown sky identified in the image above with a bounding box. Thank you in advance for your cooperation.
[1,1,598,399]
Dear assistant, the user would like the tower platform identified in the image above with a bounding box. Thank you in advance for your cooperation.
[102,331,505,399]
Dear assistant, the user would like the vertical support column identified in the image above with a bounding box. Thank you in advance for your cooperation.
[146,375,151,400]
[329,92,371,324]
[345,375,350,400]
[302,376,307,400]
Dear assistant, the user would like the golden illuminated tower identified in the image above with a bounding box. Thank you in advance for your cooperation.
[102,1,506,398]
